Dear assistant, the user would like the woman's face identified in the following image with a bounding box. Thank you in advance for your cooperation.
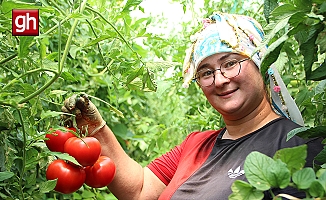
[197,53,267,121]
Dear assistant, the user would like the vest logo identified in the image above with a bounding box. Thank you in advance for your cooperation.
[228,166,245,178]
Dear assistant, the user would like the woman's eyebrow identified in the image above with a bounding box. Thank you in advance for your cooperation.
[197,54,235,71]
[197,63,211,72]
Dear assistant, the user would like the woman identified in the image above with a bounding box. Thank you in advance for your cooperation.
[61,12,323,199]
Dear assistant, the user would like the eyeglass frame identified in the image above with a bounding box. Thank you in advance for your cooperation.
[193,58,250,87]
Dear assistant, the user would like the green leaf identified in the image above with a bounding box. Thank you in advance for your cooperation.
[39,179,57,193]
[1,1,52,17]
[143,69,157,92]
[40,110,65,120]
[315,146,326,163]
[315,80,326,94]
[111,123,134,140]
[25,148,39,167]
[18,36,34,58]
[50,152,80,166]
[126,66,143,85]
[263,0,278,23]
[244,151,291,191]
[288,13,307,33]
[292,168,316,189]
[319,2,326,12]
[229,180,264,200]
[273,145,307,174]
[287,126,326,140]
[309,180,325,197]
[270,4,299,20]
[81,190,96,198]
[260,34,288,78]
[0,171,15,181]
[85,35,114,47]
[61,71,78,82]
[122,0,143,13]
[317,169,326,191]
[308,59,326,81]
[293,0,312,12]
[69,45,81,59]
[264,16,291,45]
[297,24,323,79]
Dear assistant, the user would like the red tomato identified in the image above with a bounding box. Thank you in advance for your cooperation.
[46,159,86,194]
[85,156,116,188]
[64,137,101,167]
[45,127,77,152]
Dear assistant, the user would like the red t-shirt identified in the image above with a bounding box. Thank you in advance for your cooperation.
[147,118,324,199]
[148,129,221,198]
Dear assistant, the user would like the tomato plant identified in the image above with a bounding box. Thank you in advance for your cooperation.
[85,156,116,188]
[46,159,86,194]
[64,137,101,167]
[45,127,77,152]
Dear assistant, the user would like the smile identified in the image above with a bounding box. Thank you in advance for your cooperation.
[217,88,238,97]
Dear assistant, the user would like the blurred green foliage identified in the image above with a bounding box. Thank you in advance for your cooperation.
[0,0,325,199]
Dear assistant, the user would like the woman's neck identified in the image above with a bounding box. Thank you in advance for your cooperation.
[222,97,279,140]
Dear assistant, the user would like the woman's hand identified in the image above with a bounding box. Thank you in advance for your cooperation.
[61,93,106,136]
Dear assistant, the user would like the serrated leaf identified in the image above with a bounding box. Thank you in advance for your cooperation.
[273,145,307,174]
[18,37,34,58]
[270,4,298,20]
[229,180,264,200]
[292,168,316,189]
[263,0,278,23]
[39,179,57,193]
[0,171,15,181]
[244,151,291,191]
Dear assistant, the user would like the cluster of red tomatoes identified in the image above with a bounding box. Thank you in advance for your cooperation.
[45,127,116,194]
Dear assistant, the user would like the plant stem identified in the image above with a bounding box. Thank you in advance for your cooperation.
[17,109,26,200]
[18,0,88,104]
[3,68,58,90]
[0,53,18,65]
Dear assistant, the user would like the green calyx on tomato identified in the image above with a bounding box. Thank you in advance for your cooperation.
[64,137,101,167]
[45,127,77,152]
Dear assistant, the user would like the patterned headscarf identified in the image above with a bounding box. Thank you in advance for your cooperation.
[182,12,304,126]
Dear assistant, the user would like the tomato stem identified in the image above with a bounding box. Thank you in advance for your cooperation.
[17,109,26,200]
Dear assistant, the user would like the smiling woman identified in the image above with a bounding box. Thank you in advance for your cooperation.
[60,11,324,200]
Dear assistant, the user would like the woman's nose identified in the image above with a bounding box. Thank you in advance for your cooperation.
[213,72,230,87]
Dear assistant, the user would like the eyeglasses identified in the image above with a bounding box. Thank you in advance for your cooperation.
[194,58,250,87]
